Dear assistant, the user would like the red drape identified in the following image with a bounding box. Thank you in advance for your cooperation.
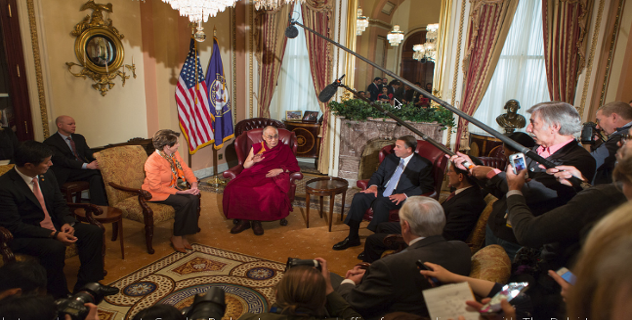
[542,0,593,103]
[301,0,333,172]
[255,5,292,118]
[455,0,519,151]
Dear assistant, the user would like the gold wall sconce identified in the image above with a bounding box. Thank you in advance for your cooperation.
[66,0,136,96]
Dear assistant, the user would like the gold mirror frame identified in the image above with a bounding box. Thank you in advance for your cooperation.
[75,26,124,74]
[66,0,135,96]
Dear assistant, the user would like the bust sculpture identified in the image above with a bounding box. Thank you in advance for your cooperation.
[496,99,526,134]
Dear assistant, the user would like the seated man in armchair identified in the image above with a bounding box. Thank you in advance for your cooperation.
[223,126,300,236]
[0,141,117,298]
[332,135,434,251]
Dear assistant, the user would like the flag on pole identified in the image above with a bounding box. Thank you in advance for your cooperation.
[206,36,234,150]
[176,39,214,154]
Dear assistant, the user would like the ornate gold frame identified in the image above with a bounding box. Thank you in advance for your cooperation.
[66,0,135,96]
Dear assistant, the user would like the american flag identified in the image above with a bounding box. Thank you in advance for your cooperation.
[176,39,214,154]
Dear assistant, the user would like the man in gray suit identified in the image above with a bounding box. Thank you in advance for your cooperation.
[336,196,472,319]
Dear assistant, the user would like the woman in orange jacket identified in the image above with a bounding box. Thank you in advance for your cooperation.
[142,129,200,252]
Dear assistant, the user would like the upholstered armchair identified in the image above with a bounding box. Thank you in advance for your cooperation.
[357,140,449,222]
[223,128,303,225]
[95,145,200,254]
[234,118,286,137]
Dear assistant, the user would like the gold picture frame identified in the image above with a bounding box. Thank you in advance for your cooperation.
[285,110,303,121]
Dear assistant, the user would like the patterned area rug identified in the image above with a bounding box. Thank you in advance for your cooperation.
[98,244,285,320]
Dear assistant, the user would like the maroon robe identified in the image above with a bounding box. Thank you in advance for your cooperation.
[223,141,300,221]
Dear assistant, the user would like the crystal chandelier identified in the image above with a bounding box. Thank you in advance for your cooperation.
[387,25,404,46]
[161,0,239,23]
[413,23,439,63]
[356,8,368,36]
[253,0,305,11]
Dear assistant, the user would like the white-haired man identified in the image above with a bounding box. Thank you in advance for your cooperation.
[452,101,596,259]
[336,196,471,319]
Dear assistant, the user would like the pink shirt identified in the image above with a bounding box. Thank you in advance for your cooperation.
[485,138,576,179]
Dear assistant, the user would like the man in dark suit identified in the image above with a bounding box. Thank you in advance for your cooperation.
[336,197,471,319]
[590,101,632,185]
[333,135,434,250]
[366,77,382,101]
[43,116,107,205]
[0,141,118,298]
[360,163,486,262]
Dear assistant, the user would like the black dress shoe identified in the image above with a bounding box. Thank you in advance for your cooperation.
[99,284,120,296]
[332,237,361,250]
[357,252,366,260]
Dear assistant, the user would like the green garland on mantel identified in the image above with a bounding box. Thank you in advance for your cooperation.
[328,99,455,129]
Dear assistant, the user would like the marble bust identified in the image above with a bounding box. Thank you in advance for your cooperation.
[496,99,526,134]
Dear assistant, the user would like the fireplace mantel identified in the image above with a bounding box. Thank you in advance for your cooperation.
[337,118,445,182]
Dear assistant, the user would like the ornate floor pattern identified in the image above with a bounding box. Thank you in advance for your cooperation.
[98,244,285,320]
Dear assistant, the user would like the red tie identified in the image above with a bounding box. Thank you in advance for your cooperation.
[32,177,56,231]
[443,192,456,203]
[67,137,80,161]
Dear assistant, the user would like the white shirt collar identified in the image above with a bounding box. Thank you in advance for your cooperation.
[15,166,37,188]
[408,236,425,246]
[58,131,71,140]
[400,152,414,166]
[454,185,472,196]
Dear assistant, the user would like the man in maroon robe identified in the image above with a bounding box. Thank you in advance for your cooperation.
[223,126,300,235]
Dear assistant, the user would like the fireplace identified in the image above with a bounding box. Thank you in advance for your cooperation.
[337,118,445,183]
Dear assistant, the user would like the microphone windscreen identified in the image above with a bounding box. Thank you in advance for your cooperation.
[285,25,299,38]
[318,84,338,103]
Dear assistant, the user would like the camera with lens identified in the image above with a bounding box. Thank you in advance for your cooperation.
[285,257,321,272]
[581,121,603,144]
[181,286,226,320]
[55,283,115,320]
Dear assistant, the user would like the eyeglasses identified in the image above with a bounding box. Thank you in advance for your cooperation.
[621,133,631,144]
[263,135,278,140]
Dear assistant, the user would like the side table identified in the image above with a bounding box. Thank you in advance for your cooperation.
[305,177,349,232]
[74,206,124,259]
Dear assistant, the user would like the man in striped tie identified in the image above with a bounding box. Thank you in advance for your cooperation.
[333,135,435,251]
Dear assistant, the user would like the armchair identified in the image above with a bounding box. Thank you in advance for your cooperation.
[357,140,449,222]
[223,128,303,225]
[234,118,286,137]
[95,145,197,254]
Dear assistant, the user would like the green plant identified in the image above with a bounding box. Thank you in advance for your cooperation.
[328,99,456,129]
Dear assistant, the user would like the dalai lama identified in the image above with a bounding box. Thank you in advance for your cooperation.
[223,126,300,236]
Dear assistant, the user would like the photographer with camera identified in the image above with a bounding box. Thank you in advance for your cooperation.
[239,257,361,320]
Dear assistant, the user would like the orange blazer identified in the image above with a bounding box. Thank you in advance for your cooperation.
[142,151,197,201]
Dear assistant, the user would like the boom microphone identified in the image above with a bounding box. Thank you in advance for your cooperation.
[318,74,345,103]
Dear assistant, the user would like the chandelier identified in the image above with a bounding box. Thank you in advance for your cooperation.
[387,25,404,46]
[253,0,305,11]
[356,8,368,36]
[161,0,238,23]
[413,23,439,63]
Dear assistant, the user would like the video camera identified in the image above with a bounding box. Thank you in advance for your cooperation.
[581,121,605,144]
[56,283,116,320]
[181,286,226,320]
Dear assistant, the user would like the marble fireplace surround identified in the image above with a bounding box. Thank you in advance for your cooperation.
[337,118,445,185]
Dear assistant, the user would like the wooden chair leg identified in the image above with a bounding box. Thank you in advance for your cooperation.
[117,220,124,259]
[111,222,118,241]
[145,224,155,254]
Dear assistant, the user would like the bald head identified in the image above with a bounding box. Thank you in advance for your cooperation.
[55,115,76,135]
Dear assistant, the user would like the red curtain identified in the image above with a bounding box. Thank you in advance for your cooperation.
[542,0,593,103]
[455,0,519,151]
[255,5,292,118]
[301,0,333,173]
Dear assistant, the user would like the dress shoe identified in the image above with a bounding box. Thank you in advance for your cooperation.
[230,220,251,234]
[252,221,264,236]
[170,236,187,253]
[332,237,361,250]
[183,241,193,250]
[99,284,120,296]
[357,251,366,260]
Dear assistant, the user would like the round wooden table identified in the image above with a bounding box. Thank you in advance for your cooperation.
[74,206,124,259]
[305,177,349,232]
